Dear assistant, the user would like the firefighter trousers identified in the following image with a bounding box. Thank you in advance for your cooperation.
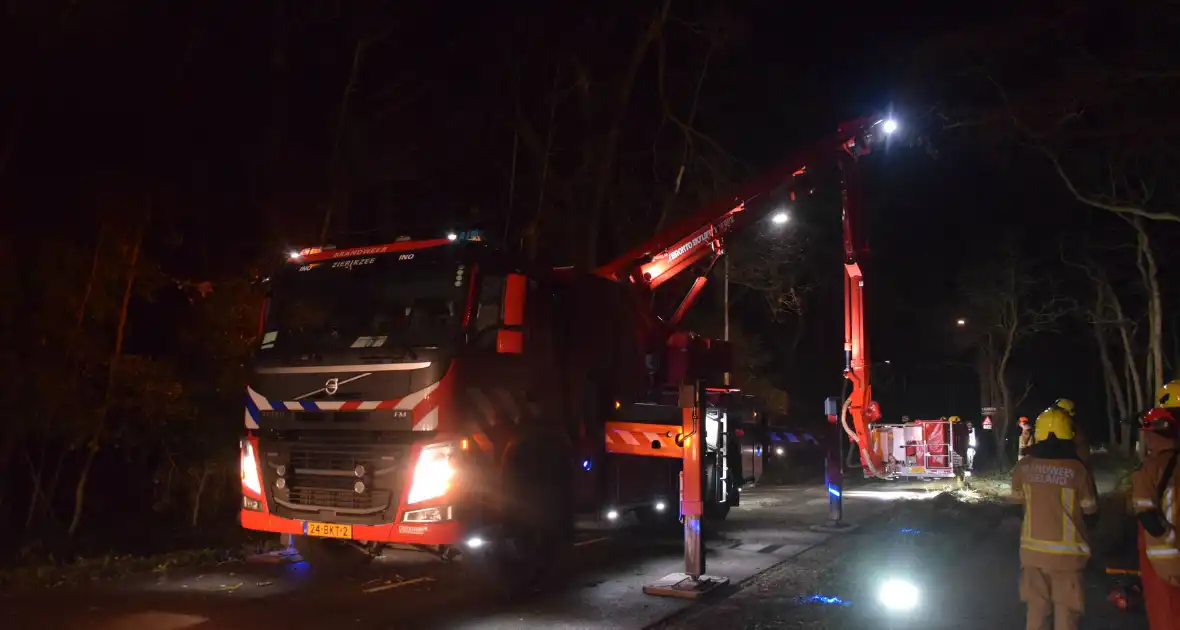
[1020,566,1083,630]
[1140,528,1180,629]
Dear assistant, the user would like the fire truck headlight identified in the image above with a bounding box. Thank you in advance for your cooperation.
[882,119,899,134]
[240,440,263,496]
[407,443,456,504]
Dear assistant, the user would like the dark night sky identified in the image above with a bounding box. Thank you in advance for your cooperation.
[696,2,1073,425]
[2,0,1151,438]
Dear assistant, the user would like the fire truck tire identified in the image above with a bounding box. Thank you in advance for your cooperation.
[292,536,372,572]
[635,505,678,530]
[704,458,730,521]
[468,437,572,595]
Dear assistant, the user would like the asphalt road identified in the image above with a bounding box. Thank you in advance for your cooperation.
[659,479,1146,629]
[2,481,923,630]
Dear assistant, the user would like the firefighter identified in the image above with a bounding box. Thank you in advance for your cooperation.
[1010,406,1099,630]
[1132,380,1180,628]
[1018,417,1035,460]
[965,421,977,471]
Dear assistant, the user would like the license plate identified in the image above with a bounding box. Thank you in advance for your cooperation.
[305,522,353,539]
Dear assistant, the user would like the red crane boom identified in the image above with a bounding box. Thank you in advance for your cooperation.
[595,116,893,477]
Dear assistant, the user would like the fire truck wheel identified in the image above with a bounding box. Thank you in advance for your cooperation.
[635,505,678,531]
[469,438,572,595]
[293,536,373,572]
[704,458,731,521]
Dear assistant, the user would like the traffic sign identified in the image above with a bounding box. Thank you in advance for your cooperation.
[981,407,997,415]
[982,416,994,430]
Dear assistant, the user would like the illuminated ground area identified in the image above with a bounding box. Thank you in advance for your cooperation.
[658,474,1146,630]
[8,475,1140,630]
[2,481,902,630]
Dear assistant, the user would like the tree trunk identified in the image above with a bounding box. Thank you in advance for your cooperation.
[23,450,45,530]
[191,465,210,527]
[1093,321,1128,451]
[582,0,670,267]
[1109,288,1145,411]
[318,35,370,243]
[39,447,68,524]
[992,320,1020,470]
[67,444,97,540]
[69,214,147,540]
[525,70,559,261]
[1133,219,1164,395]
[264,0,290,238]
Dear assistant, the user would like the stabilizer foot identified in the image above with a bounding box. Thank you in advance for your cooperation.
[810,521,859,534]
[643,573,730,599]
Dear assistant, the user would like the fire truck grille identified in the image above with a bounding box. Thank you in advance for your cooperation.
[290,450,360,472]
[262,443,411,521]
[287,479,390,511]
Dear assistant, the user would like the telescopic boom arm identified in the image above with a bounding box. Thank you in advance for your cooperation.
[595,116,895,477]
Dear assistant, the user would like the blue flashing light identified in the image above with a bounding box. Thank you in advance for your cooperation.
[755,446,763,457]
[899,528,922,534]
[581,459,592,471]
[797,594,852,606]
[828,485,841,498]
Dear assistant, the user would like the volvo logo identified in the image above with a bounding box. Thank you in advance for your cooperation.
[324,378,339,396]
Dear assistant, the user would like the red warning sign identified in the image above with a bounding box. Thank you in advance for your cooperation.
[982,416,994,430]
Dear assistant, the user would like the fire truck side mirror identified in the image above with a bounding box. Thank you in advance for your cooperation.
[496,273,527,354]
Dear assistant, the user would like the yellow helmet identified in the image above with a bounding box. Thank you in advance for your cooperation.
[1035,407,1075,442]
[1156,381,1180,409]
[1054,398,1076,416]
[949,415,961,423]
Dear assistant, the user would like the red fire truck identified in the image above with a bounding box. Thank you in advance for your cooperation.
[239,116,895,590]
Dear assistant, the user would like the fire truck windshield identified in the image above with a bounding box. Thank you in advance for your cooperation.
[257,254,467,363]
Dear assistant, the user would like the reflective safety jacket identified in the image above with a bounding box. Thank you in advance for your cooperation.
[1010,440,1099,571]
[1132,447,1180,582]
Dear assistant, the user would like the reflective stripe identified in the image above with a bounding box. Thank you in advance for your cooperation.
[1023,484,1033,541]
[1061,487,1077,544]
[1166,486,1176,529]
[1147,547,1180,558]
[1135,498,1155,508]
[1021,539,1091,555]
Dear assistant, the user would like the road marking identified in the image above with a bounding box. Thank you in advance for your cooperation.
[363,576,435,593]
[573,536,610,547]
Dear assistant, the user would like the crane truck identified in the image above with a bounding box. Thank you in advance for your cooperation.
[238,116,893,590]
